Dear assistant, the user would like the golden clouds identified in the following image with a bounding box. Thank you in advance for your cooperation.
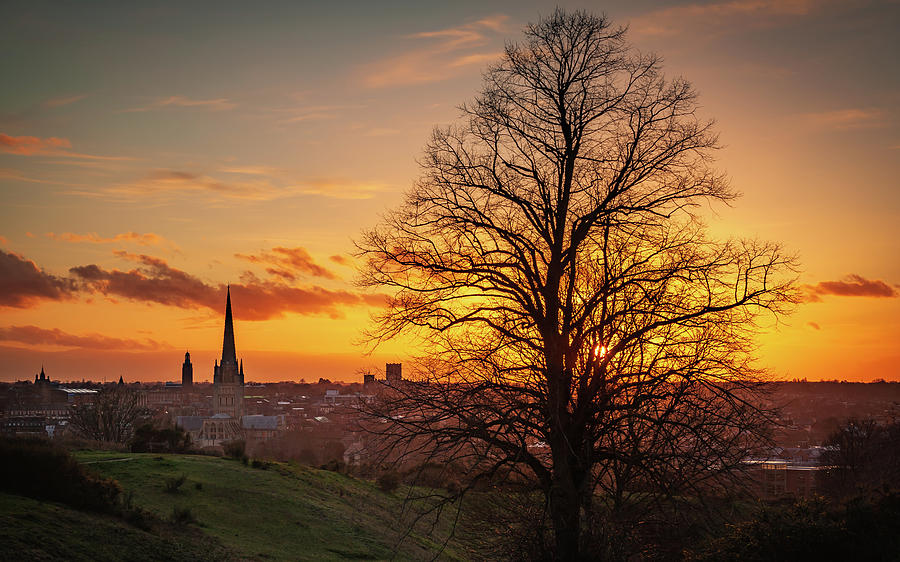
[803,274,899,302]
[64,251,384,320]
[0,133,71,156]
[0,250,76,308]
[361,15,508,88]
[0,325,168,351]
[0,132,134,161]
[236,246,339,281]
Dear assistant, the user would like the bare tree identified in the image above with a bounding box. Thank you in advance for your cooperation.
[69,386,141,444]
[820,418,900,498]
[357,10,796,560]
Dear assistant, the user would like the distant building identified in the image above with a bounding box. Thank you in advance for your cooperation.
[386,363,402,383]
[1,367,96,438]
[242,414,285,452]
[182,351,193,388]
[176,287,246,450]
[744,446,827,499]
[33,365,51,386]
[212,286,245,420]
[363,363,403,390]
[745,459,822,499]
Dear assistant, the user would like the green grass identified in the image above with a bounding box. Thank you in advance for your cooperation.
[0,492,231,561]
[72,451,468,561]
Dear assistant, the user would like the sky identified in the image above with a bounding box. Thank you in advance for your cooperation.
[1,0,898,383]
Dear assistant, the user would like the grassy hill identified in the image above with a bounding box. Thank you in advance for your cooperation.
[0,492,232,561]
[4,450,470,561]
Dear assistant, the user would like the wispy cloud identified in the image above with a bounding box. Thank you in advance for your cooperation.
[0,133,71,155]
[448,52,503,68]
[278,104,356,124]
[236,246,339,281]
[802,274,898,302]
[630,0,825,37]
[0,132,135,161]
[800,108,886,130]
[363,127,401,137]
[295,178,386,199]
[219,165,279,176]
[45,231,176,249]
[0,168,63,185]
[329,255,351,267]
[62,167,385,202]
[76,169,290,202]
[361,15,508,88]
[0,325,168,351]
[122,95,236,113]
[43,94,88,108]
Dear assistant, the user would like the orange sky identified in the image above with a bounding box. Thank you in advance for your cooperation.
[1,1,898,383]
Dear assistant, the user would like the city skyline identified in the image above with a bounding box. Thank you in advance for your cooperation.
[1,1,898,382]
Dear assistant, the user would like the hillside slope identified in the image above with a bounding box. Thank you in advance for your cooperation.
[72,451,467,561]
[0,492,232,561]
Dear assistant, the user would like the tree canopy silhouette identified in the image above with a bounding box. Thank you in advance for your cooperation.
[69,386,141,444]
[357,10,797,560]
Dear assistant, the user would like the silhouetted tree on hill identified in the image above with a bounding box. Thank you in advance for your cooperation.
[69,386,141,444]
[358,9,796,560]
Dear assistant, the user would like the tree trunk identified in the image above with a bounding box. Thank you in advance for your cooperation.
[550,463,582,561]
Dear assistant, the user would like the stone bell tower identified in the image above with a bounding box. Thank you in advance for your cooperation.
[182,351,193,388]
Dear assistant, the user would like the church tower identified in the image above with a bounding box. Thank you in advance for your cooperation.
[182,351,193,388]
[212,286,244,419]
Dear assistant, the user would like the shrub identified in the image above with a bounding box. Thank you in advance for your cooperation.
[170,506,197,525]
[123,505,154,531]
[223,439,246,459]
[164,474,187,493]
[690,494,900,561]
[322,440,346,463]
[0,436,122,513]
[296,448,318,466]
[405,462,452,488]
[321,459,346,473]
[446,479,463,496]
[131,423,191,453]
[377,470,401,493]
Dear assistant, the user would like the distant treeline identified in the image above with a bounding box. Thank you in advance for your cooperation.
[770,380,900,400]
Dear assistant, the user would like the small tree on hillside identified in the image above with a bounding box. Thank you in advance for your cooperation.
[357,10,796,560]
[69,386,142,444]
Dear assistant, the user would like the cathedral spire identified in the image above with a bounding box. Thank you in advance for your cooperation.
[221,285,237,366]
